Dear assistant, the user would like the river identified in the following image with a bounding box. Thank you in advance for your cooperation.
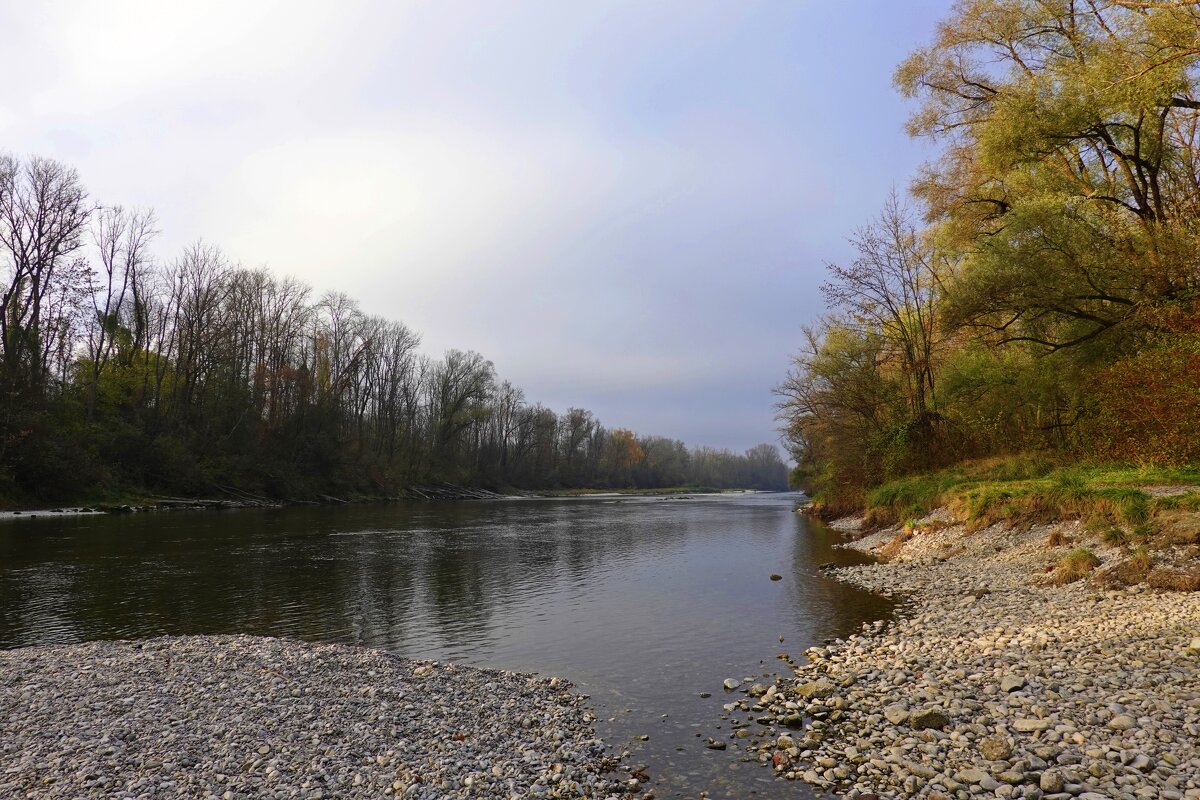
[0,491,891,799]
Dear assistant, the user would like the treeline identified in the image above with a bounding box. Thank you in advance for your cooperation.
[776,0,1200,512]
[0,155,788,503]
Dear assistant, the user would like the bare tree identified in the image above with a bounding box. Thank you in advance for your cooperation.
[0,155,91,393]
[822,191,944,424]
[86,206,157,417]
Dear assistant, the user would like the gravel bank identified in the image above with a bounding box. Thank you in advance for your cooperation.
[0,635,623,799]
[730,515,1200,799]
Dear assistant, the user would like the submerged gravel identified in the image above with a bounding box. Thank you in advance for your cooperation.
[0,635,622,799]
[729,515,1200,799]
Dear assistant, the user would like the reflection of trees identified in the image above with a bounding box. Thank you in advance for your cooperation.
[787,515,895,642]
[0,499,705,655]
[0,498,892,671]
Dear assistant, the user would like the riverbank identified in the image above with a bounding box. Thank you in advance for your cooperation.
[0,485,768,516]
[0,636,625,799]
[734,512,1200,799]
[0,485,498,515]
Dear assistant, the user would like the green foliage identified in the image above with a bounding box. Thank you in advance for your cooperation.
[866,467,970,523]
[780,1,1200,506]
[1101,527,1131,549]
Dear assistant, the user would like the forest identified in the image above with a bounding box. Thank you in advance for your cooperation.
[0,156,788,503]
[776,0,1200,513]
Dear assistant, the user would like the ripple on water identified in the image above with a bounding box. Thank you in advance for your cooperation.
[0,493,890,800]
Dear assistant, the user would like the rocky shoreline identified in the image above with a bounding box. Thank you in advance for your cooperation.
[725,513,1200,799]
[0,636,623,799]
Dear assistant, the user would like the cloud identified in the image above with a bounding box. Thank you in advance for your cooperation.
[0,0,950,452]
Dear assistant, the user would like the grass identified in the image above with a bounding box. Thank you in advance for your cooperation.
[846,455,1200,591]
[859,455,1200,532]
[1047,547,1101,585]
[1146,567,1200,592]
[1095,546,1156,588]
[1046,529,1071,547]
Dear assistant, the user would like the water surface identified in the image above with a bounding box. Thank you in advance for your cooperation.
[0,492,891,798]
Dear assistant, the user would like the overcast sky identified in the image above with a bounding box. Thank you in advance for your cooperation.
[1,0,950,453]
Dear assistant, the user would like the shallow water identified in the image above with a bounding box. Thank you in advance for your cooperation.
[0,492,891,798]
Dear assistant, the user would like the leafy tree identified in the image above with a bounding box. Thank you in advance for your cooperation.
[896,0,1200,352]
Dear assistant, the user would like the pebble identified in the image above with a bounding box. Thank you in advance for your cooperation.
[750,512,1200,799]
[0,636,624,799]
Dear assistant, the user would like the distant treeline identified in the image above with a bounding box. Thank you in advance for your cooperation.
[0,155,787,503]
[776,0,1200,512]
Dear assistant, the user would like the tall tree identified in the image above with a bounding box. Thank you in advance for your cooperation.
[896,0,1200,351]
[0,155,91,394]
[823,192,945,428]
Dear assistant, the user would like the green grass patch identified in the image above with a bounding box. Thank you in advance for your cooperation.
[859,455,1198,530]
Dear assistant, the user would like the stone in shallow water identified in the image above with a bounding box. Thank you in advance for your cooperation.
[723,678,741,691]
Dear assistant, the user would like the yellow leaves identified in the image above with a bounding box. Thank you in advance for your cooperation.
[608,429,644,470]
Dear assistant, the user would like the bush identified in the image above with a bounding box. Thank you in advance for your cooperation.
[1086,307,1200,465]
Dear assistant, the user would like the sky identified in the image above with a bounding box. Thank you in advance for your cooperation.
[0,0,951,454]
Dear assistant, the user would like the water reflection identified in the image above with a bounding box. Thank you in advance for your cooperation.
[0,493,892,799]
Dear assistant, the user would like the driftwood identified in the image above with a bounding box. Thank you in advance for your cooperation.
[211,484,282,508]
[397,482,507,501]
[146,496,229,506]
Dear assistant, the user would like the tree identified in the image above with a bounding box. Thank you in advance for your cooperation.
[896,0,1200,352]
[776,321,901,500]
[603,429,644,486]
[823,191,945,428]
[744,443,788,490]
[85,206,157,418]
[0,155,91,394]
[429,349,494,473]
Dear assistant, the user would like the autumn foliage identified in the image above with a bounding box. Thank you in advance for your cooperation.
[1088,308,1200,466]
[779,0,1200,501]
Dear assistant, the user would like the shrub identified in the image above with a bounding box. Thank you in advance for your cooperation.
[1086,307,1200,465]
[1097,547,1155,587]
